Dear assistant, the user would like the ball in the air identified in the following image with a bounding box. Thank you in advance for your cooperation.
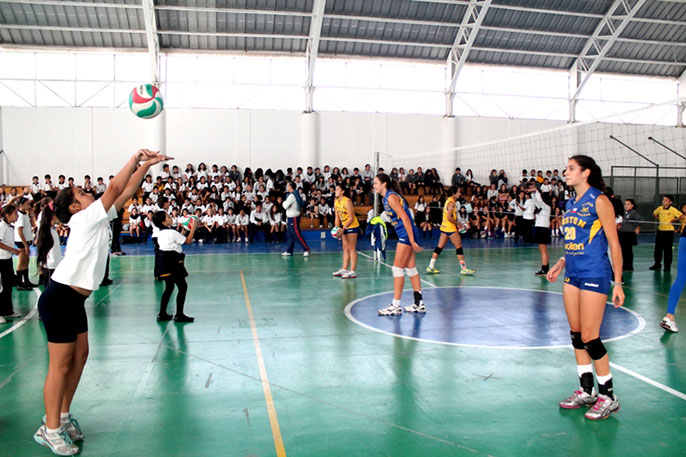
[129,84,164,119]
[331,226,341,238]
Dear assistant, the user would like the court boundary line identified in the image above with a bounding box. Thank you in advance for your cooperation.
[0,288,41,340]
[356,252,686,401]
[241,271,287,457]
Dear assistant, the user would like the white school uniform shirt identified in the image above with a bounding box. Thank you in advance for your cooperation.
[52,199,117,291]
[214,214,227,227]
[226,214,237,225]
[532,191,551,228]
[269,212,282,226]
[237,214,249,226]
[0,220,15,260]
[95,183,106,194]
[141,181,155,193]
[30,183,41,193]
[45,226,63,269]
[197,182,208,191]
[57,182,68,191]
[42,181,54,192]
[129,215,141,227]
[14,211,33,242]
[128,203,140,213]
[157,228,186,254]
[143,218,152,230]
[512,200,523,217]
[522,198,535,220]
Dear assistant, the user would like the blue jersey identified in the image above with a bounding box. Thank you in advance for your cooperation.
[562,187,612,278]
[383,191,416,239]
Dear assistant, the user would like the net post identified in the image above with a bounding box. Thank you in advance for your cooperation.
[374,151,380,217]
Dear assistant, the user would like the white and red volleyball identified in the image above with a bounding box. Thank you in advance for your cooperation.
[129,84,164,119]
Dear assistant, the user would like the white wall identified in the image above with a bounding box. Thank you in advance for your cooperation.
[1,106,684,186]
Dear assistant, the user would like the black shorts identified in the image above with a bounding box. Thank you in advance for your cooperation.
[532,227,551,245]
[15,241,32,248]
[38,281,88,343]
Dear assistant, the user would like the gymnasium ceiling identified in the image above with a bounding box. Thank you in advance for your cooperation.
[0,0,685,78]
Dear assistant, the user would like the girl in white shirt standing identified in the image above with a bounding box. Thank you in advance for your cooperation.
[14,197,36,290]
[36,199,63,286]
[34,150,170,457]
[531,189,552,276]
[152,210,197,322]
[0,204,22,323]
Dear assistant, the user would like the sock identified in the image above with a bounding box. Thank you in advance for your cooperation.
[46,426,61,434]
[459,260,467,270]
[542,264,549,272]
[577,364,594,394]
[597,373,614,399]
[392,298,401,308]
[413,290,422,304]
[60,412,70,423]
[429,258,436,268]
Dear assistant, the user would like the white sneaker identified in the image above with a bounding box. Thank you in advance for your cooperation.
[0,316,6,324]
[42,414,84,442]
[404,301,426,313]
[378,304,402,316]
[333,269,347,277]
[303,251,310,257]
[342,271,357,279]
[281,252,293,256]
[661,317,679,333]
[34,425,78,456]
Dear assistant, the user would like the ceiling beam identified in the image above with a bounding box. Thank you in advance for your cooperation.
[445,0,493,116]
[305,0,326,112]
[570,0,649,103]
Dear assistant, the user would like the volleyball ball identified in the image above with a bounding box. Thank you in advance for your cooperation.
[331,226,341,238]
[129,84,164,119]
[179,215,198,231]
[458,223,467,235]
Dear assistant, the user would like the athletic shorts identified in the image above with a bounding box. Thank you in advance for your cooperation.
[396,226,421,246]
[15,241,32,248]
[343,227,360,235]
[564,276,611,296]
[38,281,88,343]
[440,230,457,236]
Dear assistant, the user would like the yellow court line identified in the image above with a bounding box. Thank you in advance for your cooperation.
[240,271,287,457]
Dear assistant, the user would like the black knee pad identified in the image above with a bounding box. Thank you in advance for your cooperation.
[570,331,584,350]
[583,338,607,360]
[455,247,464,256]
[433,247,443,255]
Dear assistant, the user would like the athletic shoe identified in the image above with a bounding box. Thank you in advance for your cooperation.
[661,317,679,333]
[0,316,6,324]
[281,252,293,256]
[404,301,426,313]
[584,394,620,420]
[42,414,84,442]
[26,281,38,288]
[342,271,357,279]
[100,279,114,286]
[174,314,195,323]
[34,425,78,456]
[4,312,22,319]
[303,251,310,257]
[649,264,661,271]
[332,269,347,277]
[559,389,597,409]
[156,313,173,322]
[426,266,440,274]
[534,269,549,276]
[378,304,403,316]
[460,268,475,276]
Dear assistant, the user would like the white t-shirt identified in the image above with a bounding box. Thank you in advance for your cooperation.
[157,228,186,254]
[45,226,63,269]
[0,220,15,260]
[14,211,33,242]
[52,199,117,291]
[237,214,249,226]
[142,181,155,193]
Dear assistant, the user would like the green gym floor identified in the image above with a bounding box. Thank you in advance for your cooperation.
[1,243,685,457]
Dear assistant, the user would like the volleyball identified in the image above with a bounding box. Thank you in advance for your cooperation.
[179,215,198,231]
[458,223,467,235]
[331,226,341,238]
[129,84,164,119]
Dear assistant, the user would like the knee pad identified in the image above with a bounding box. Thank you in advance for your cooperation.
[583,338,607,360]
[455,247,464,256]
[570,331,584,350]
[433,247,443,255]
[405,267,418,277]
[392,266,404,278]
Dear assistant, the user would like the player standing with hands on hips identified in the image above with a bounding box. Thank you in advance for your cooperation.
[546,155,625,421]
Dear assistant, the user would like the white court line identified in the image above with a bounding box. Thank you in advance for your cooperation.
[0,288,40,339]
[357,250,686,401]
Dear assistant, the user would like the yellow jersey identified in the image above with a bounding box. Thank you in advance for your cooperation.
[440,197,458,233]
[335,196,359,229]
[653,206,683,231]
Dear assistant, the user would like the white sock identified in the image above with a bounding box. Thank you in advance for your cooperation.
[576,364,593,377]
[392,299,401,307]
[46,426,61,434]
[429,258,436,268]
[60,412,70,422]
[596,373,612,385]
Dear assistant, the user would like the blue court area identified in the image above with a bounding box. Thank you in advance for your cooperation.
[345,287,644,349]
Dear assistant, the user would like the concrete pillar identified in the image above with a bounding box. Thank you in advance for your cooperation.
[442,115,458,180]
[300,111,319,168]
[147,109,166,177]
[678,69,686,127]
